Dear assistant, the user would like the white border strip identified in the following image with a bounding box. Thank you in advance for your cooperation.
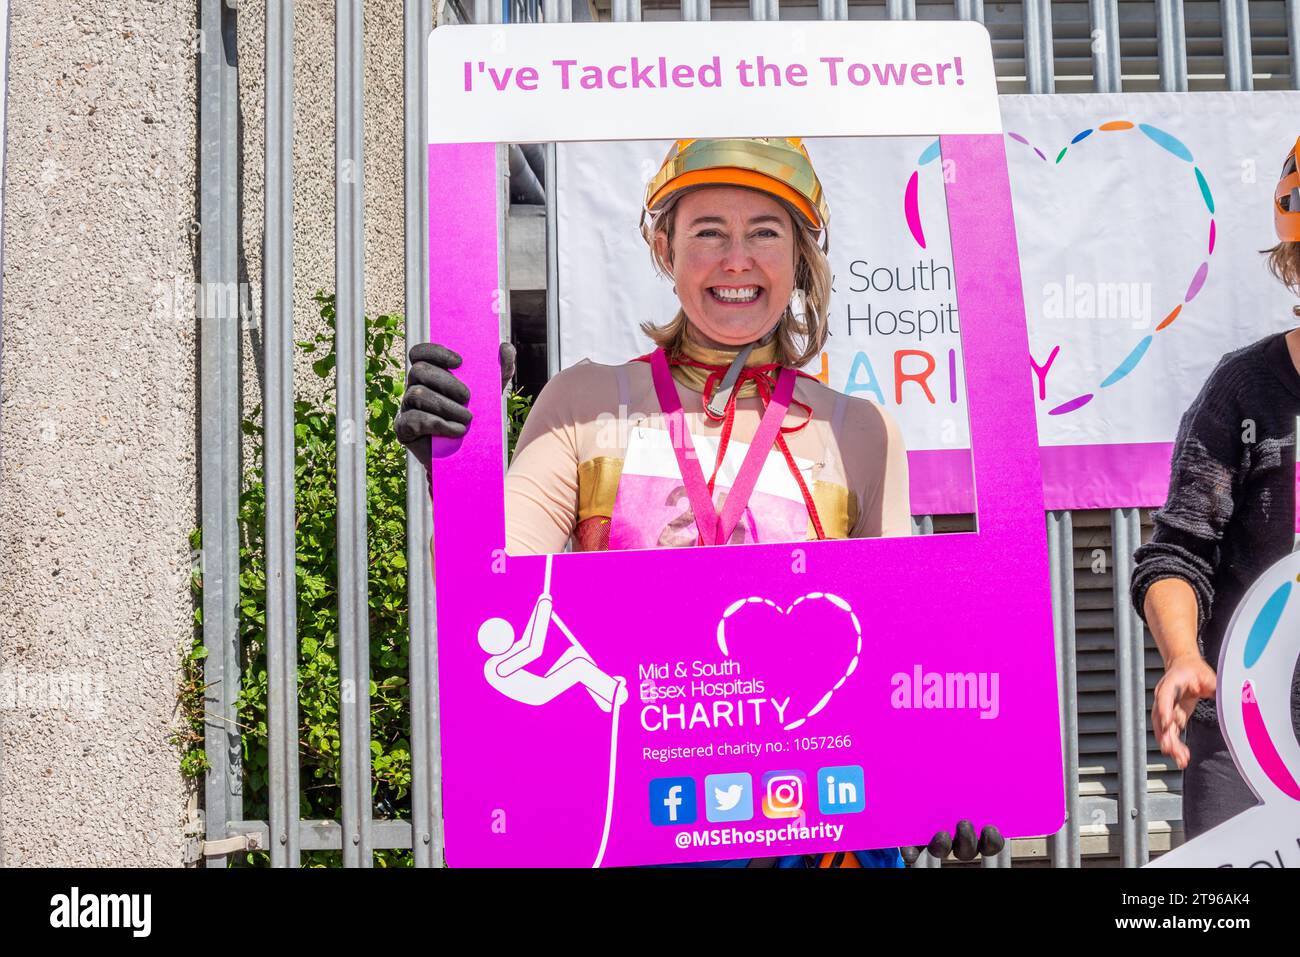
[429,21,1002,143]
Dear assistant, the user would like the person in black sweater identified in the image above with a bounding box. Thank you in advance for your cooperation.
[1130,135,1300,839]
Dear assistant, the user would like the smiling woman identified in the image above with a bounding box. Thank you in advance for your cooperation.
[503,137,911,555]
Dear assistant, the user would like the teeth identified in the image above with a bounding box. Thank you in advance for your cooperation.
[712,286,760,303]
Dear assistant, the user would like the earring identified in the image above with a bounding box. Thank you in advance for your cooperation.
[789,289,807,321]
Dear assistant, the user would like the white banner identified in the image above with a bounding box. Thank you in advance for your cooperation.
[556,91,1300,509]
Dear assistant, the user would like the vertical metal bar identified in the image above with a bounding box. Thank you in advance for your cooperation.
[818,0,846,20]
[887,0,915,19]
[981,843,1010,867]
[1025,0,1067,867]
[544,141,560,377]
[1047,511,1081,867]
[405,0,442,869]
[1023,0,1055,94]
[1222,0,1254,91]
[265,0,300,869]
[613,0,641,20]
[953,0,983,23]
[1111,509,1136,867]
[473,0,492,26]
[1089,0,1121,92]
[1288,0,1300,89]
[587,0,644,382]
[336,0,372,868]
[199,0,241,869]
[1155,0,1188,92]
[749,0,778,19]
[1112,508,1149,865]
[681,0,710,20]
[1129,511,1150,867]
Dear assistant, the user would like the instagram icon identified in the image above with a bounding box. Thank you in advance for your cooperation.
[761,770,806,819]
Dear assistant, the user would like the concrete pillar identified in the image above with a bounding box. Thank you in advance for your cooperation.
[0,1,200,864]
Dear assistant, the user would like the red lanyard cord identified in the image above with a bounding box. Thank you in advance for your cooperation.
[635,352,827,541]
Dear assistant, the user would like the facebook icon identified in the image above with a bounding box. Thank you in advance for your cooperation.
[649,777,697,825]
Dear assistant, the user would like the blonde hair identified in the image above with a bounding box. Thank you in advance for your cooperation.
[1262,241,1300,306]
[639,190,831,369]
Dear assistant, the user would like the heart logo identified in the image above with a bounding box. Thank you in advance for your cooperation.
[904,121,1216,415]
[715,592,862,731]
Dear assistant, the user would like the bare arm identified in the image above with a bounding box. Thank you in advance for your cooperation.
[1143,577,1201,668]
[1144,577,1218,768]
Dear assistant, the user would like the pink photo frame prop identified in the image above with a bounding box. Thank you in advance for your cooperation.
[427,21,1063,866]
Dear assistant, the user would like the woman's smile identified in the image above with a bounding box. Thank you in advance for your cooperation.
[708,284,763,305]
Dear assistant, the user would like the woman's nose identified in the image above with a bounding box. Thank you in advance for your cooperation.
[719,238,755,271]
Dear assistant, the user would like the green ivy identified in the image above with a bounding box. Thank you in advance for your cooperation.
[184,290,534,867]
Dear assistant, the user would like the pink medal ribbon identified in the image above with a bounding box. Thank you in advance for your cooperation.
[648,347,796,546]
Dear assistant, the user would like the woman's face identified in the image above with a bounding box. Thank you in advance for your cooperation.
[655,186,797,347]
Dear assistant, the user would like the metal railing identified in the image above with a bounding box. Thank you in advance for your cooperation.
[196,0,1299,867]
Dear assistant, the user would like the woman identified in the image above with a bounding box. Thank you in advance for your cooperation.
[1131,134,1300,840]
[398,136,1002,865]
[503,137,910,554]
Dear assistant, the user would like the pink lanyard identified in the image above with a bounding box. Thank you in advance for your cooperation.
[649,347,797,546]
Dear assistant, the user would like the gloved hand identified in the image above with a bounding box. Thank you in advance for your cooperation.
[395,341,517,472]
[900,820,1003,865]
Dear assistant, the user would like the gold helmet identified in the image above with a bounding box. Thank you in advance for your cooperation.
[641,137,829,248]
[1276,135,1300,243]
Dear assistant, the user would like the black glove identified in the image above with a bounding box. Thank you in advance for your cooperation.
[395,341,517,472]
[900,821,1003,865]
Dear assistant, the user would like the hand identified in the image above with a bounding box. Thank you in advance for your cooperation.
[901,821,1003,864]
[1153,652,1216,770]
[394,341,517,472]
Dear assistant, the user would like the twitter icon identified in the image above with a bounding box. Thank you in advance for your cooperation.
[704,772,754,823]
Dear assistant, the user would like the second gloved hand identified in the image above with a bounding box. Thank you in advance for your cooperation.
[394,341,517,472]
[900,821,1004,865]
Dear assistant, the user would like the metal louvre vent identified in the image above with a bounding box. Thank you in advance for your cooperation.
[607,0,1297,90]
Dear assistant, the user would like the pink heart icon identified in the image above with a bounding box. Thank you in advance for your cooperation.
[716,592,863,731]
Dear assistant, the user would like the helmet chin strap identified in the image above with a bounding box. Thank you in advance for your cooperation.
[705,341,756,417]
[704,321,782,417]
[698,304,790,418]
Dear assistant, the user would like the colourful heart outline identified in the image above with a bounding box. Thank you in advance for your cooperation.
[1237,573,1300,801]
[715,591,862,732]
[905,121,1217,415]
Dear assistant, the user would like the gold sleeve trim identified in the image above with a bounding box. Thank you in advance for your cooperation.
[577,456,625,522]
[808,480,858,540]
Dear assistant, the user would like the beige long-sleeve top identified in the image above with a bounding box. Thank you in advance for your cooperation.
[505,338,911,555]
